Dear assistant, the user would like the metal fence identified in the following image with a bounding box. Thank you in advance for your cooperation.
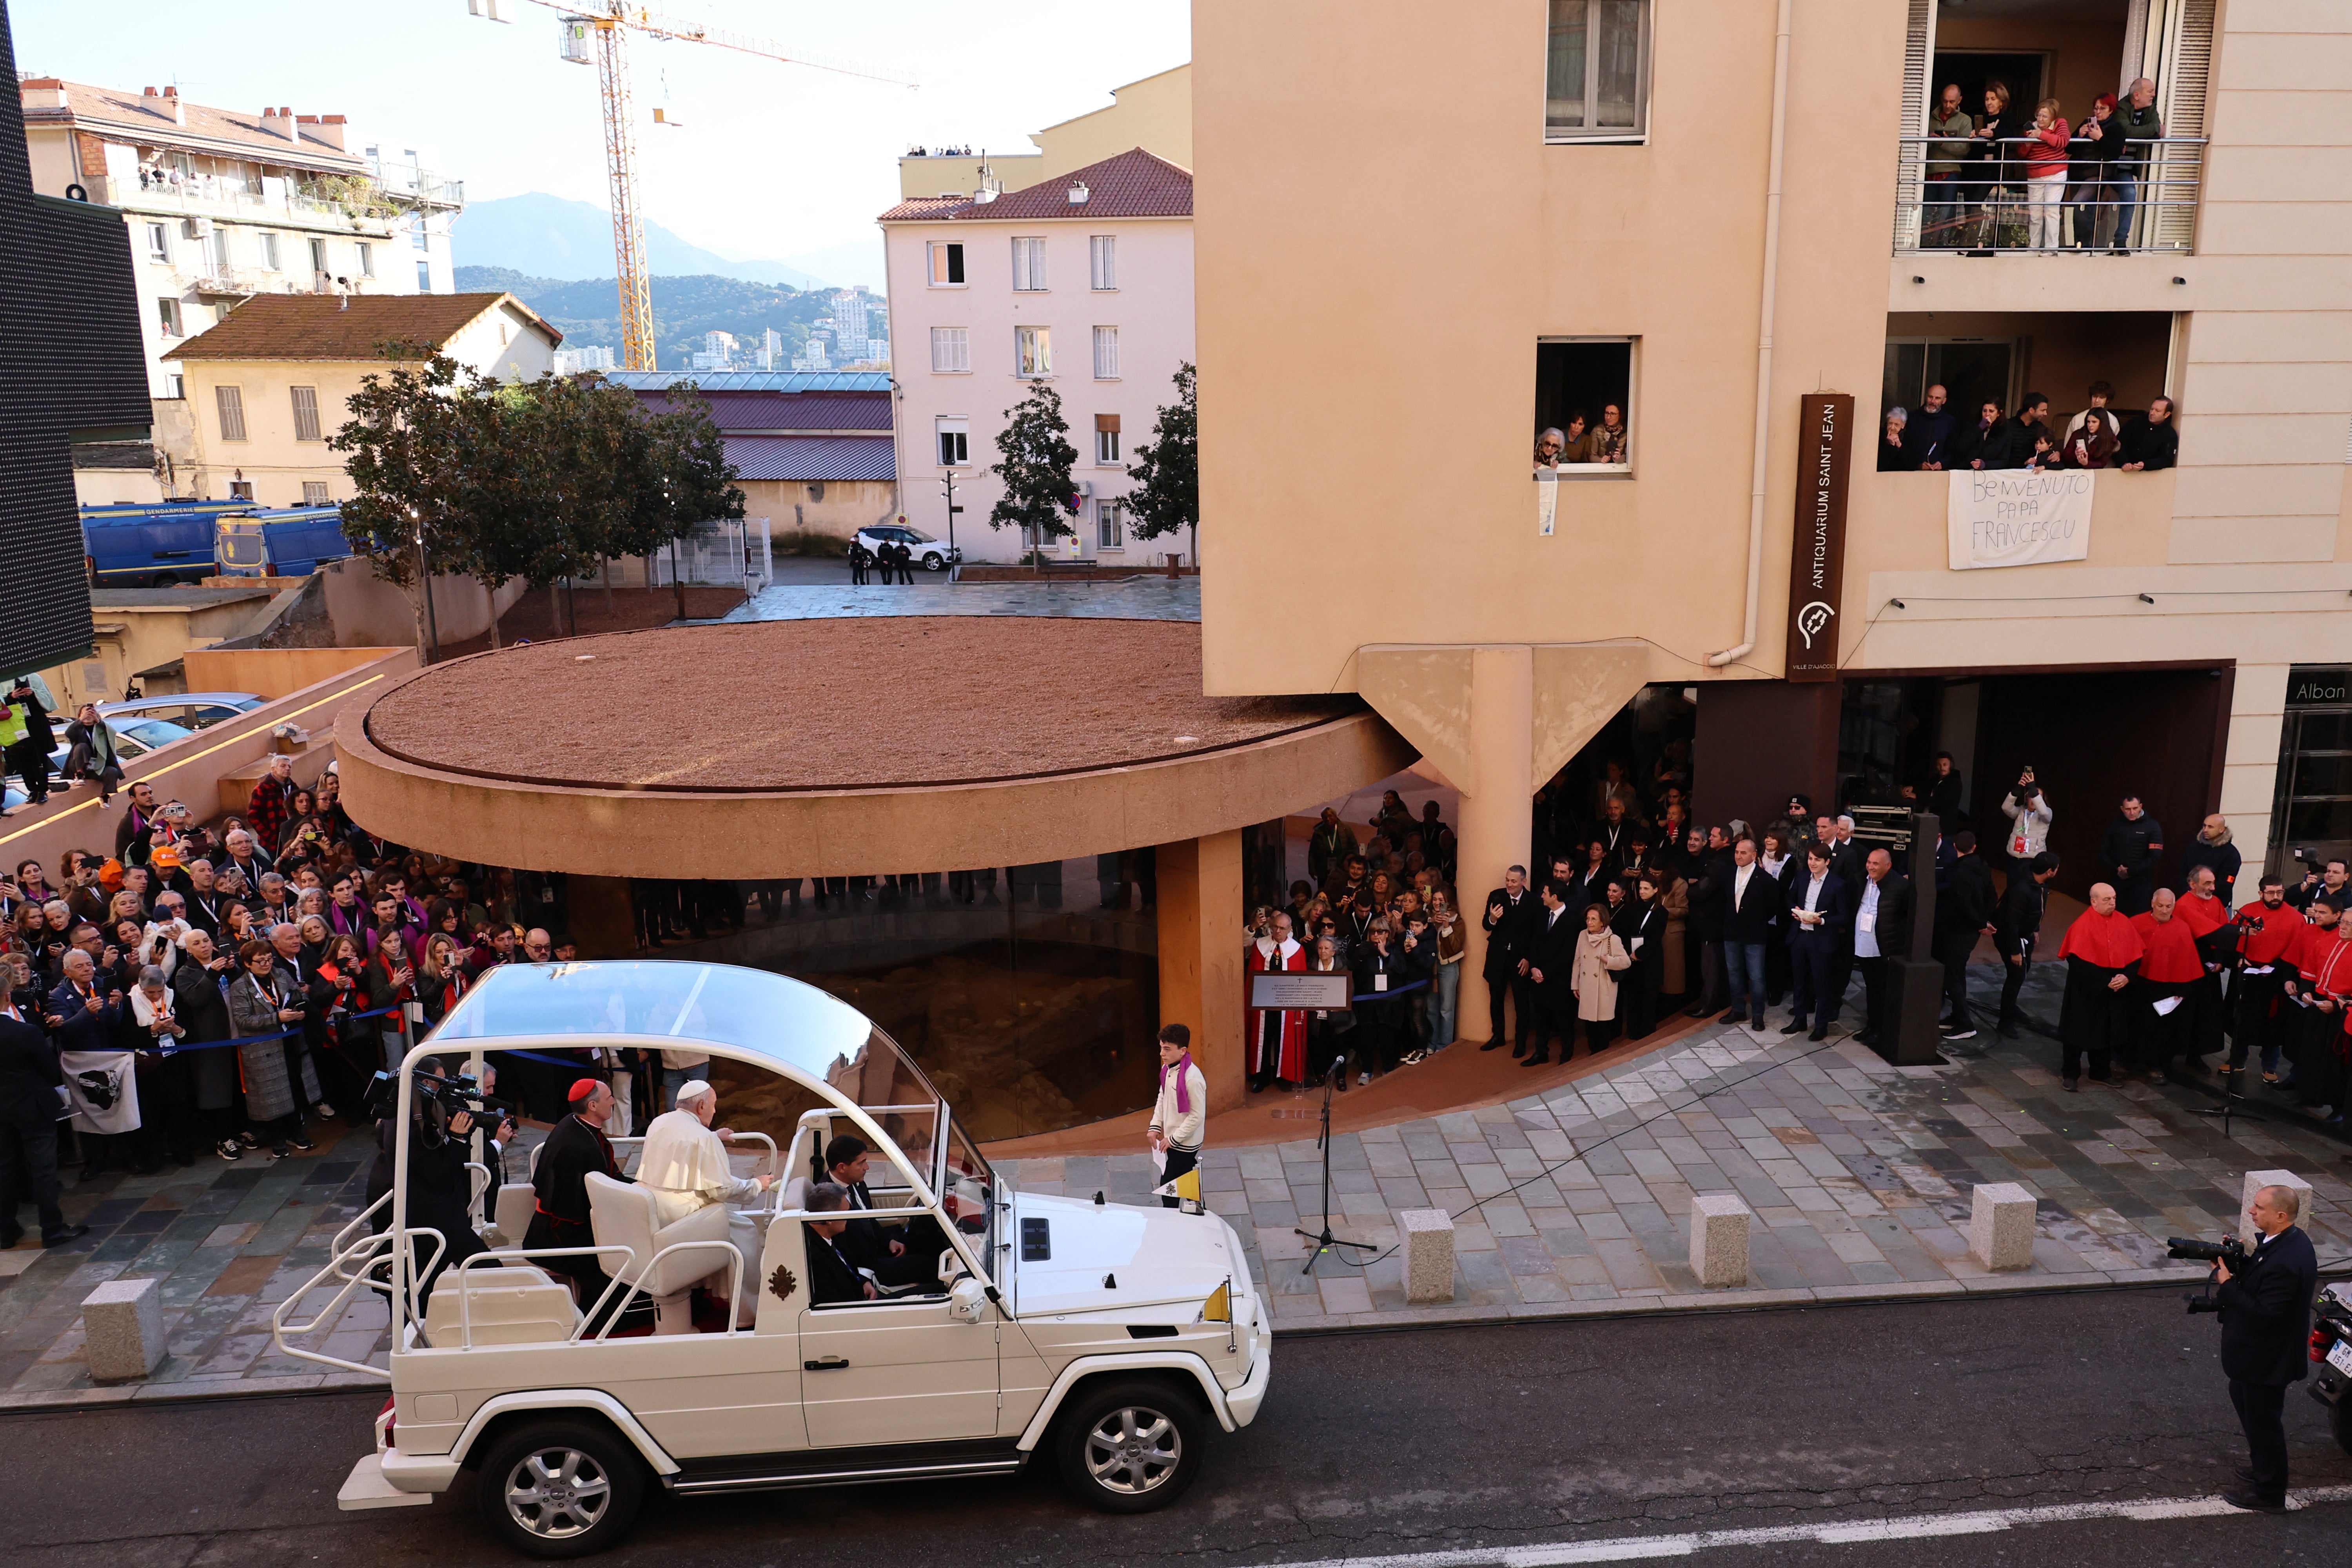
[1891,136,2206,253]
[649,518,773,595]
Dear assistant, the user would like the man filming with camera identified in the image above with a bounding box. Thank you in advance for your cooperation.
[2206,1184,2319,1511]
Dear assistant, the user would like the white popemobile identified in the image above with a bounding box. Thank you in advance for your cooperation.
[274,962,1268,1558]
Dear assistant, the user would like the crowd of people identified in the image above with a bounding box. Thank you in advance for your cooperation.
[1917,75,2169,252]
[1880,381,2178,474]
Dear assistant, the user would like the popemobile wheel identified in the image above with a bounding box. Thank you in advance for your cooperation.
[474,1420,646,1559]
[1053,1378,1206,1514]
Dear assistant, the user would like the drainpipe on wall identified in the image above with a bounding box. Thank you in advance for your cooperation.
[1708,0,1794,670]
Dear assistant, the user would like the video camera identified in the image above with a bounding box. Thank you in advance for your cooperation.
[2166,1234,2249,1314]
[363,1065,513,1144]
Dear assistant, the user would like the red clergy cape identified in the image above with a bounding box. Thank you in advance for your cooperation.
[2304,931,2352,1000]
[2056,907,2143,969]
[2128,911,2203,984]
[2287,922,2345,983]
[2240,901,2305,966]
[1245,937,1308,1082]
[2174,891,2229,939]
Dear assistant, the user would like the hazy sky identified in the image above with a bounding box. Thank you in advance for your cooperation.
[13,0,1190,280]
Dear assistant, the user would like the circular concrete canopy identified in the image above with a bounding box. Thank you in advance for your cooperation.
[336,617,1416,880]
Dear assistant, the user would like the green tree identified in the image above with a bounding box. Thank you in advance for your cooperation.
[988,381,1079,546]
[1125,362,1197,561]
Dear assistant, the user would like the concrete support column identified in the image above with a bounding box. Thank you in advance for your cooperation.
[1156,831,1248,1114]
[566,874,639,959]
[1455,645,1534,1046]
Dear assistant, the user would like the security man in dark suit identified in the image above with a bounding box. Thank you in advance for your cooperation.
[0,988,85,1248]
[1479,866,1538,1055]
[803,1181,878,1305]
[1781,844,1852,1042]
[1520,880,1581,1067]
[2212,1182,2319,1512]
[1935,830,1998,1043]
[823,1132,938,1289]
[1993,852,2060,1039]
[1852,849,1915,1048]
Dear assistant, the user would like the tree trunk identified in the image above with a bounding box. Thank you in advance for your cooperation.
[551,578,566,637]
[672,541,686,620]
[488,590,503,650]
[601,556,615,616]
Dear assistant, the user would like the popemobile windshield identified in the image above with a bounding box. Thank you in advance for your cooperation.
[273,960,1269,1558]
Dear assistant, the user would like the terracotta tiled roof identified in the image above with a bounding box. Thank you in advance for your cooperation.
[162,292,561,361]
[878,148,1191,223]
[20,80,366,175]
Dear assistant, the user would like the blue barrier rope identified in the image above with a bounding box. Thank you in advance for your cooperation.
[74,1002,405,1055]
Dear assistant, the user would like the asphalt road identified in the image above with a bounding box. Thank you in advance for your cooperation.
[4,1286,2348,1568]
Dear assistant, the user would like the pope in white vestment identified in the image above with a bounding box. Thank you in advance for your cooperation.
[637,1081,772,1320]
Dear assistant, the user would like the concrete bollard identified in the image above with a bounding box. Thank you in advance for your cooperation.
[82,1276,165,1383]
[1397,1209,1456,1304]
[1969,1182,2037,1270]
[1688,1194,1752,1287]
[2239,1169,2314,1248]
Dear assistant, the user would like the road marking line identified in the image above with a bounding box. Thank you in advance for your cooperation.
[1266,1486,2352,1568]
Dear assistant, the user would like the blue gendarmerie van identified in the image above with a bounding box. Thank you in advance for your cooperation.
[81,500,256,587]
[215,506,352,579]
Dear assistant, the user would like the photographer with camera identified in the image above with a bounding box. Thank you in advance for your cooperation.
[1999,766,2053,886]
[2192,1185,2319,1511]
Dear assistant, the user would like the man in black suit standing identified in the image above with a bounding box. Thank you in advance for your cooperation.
[1520,881,1580,1067]
[1781,844,1851,1042]
[2212,1183,2319,1512]
[0,985,84,1248]
[1852,848,1914,1047]
[803,1182,878,1305]
[1479,866,1537,1056]
[1935,831,1998,1043]
[1720,836,1781,1030]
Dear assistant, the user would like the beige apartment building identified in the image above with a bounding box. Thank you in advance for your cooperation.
[1195,0,2352,1033]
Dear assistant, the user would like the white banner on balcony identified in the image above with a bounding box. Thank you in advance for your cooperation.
[1947,469,2094,570]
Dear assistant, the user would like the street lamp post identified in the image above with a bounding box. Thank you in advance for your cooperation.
[940,468,964,568]
[411,505,440,664]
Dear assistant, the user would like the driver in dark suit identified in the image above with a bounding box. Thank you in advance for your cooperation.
[823,1132,942,1289]
[804,1181,877,1305]
[2212,1183,2320,1512]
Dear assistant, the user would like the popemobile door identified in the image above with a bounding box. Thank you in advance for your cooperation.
[796,1290,999,1446]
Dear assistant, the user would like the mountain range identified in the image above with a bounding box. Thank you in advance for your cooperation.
[451,192,885,292]
[456,266,884,373]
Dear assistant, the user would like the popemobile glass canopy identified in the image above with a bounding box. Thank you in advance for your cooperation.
[428,962,955,1176]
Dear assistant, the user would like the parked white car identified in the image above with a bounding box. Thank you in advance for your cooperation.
[851,523,960,572]
[290,961,1267,1558]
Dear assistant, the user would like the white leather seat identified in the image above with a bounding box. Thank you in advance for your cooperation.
[488,1183,537,1249]
[421,1265,579,1348]
[585,1171,734,1334]
[775,1176,811,1212]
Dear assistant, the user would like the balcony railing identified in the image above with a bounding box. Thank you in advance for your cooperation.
[363,159,466,208]
[1891,136,2206,254]
[99,174,405,233]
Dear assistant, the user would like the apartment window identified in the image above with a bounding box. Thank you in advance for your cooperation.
[166,374,185,400]
[143,222,169,262]
[208,229,230,272]
[417,260,432,291]
[156,297,181,337]
[930,326,970,373]
[412,215,430,252]
[1097,497,1127,551]
[259,232,280,270]
[1533,337,1635,471]
[1011,236,1047,291]
[214,385,247,441]
[1544,0,1651,141]
[229,480,254,501]
[302,482,331,505]
[309,236,328,275]
[935,416,969,467]
[290,385,322,442]
[1089,235,1117,290]
[1092,326,1120,380]
[1094,412,1122,465]
[1015,326,1052,378]
[356,241,374,278]
[928,241,965,285]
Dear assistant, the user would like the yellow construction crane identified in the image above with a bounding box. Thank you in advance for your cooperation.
[471,0,913,370]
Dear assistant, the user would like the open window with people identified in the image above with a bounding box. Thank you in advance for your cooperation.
[1533,338,1634,477]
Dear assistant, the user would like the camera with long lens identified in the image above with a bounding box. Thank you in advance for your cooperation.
[2166,1234,2248,1314]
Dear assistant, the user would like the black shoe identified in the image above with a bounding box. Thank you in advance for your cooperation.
[2234,1466,2258,1485]
[42,1225,90,1247]
[1998,1023,2020,1040]
[0,1229,20,1250]
[1510,1041,1528,1059]
[287,1134,316,1152]
[2062,1076,2080,1092]
[1780,1020,1808,1035]
[1718,1009,1747,1025]
[1478,1038,1506,1052]
[1807,1026,1828,1042]
[1684,1005,1710,1018]
[1855,1032,1880,1047]
[2218,1488,2286,1514]
[79,1165,107,1182]
[1521,1052,1551,1068]
[1749,1015,1766,1030]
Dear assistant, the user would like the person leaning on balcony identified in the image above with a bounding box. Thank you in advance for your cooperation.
[1902,385,1957,470]
[2118,396,2178,472]
[1971,392,2052,470]
[2061,408,2118,470]
[2113,78,2164,254]
[2063,381,2115,441]
[1951,399,2002,468]
[1965,80,2025,246]
[1876,408,1912,472]
[1923,83,1973,248]
[1589,403,1630,465]
[2023,99,2071,251]
[2072,94,2128,249]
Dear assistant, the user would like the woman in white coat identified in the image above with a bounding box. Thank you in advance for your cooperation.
[1569,903,1633,1059]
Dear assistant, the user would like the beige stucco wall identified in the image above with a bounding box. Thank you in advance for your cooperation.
[896,63,1191,200]
[737,479,899,550]
[1193,1,2352,699]
[37,593,278,711]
